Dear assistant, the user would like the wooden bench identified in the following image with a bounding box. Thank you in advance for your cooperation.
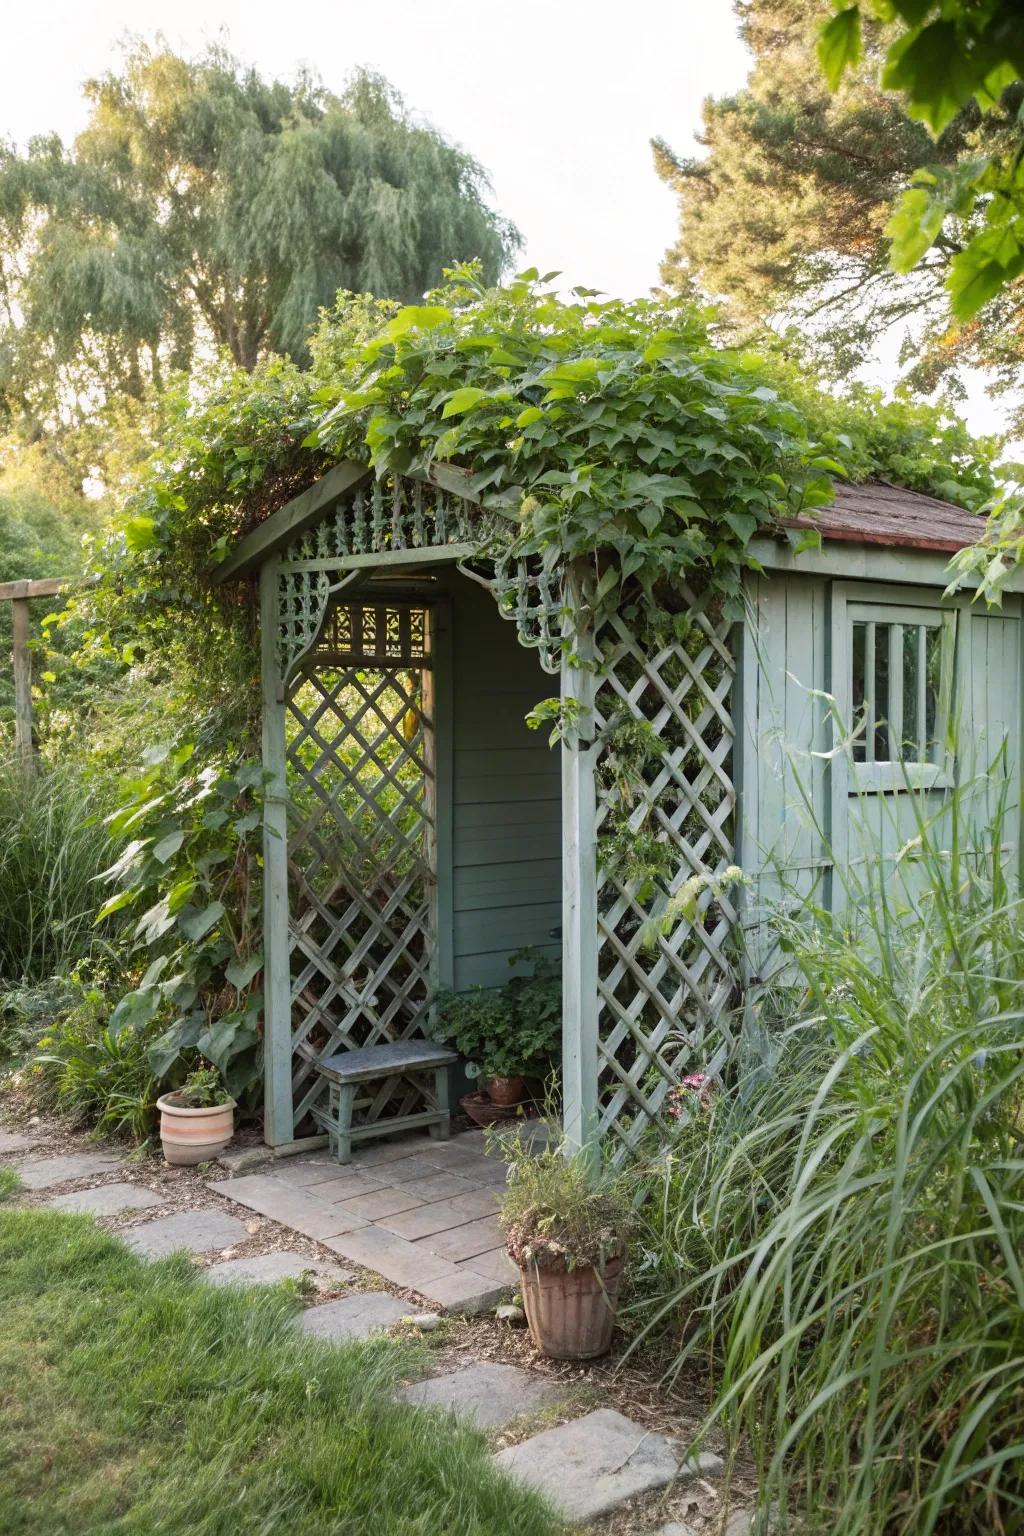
[313,1040,459,1165]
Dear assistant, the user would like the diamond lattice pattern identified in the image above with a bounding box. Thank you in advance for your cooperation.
[284,603,435,1130]
[593,587,738,1157]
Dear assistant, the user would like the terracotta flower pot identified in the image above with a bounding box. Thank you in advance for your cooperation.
[487,1075,526,1106]
[518,1255,625,1360]
[157,1093,236,1166]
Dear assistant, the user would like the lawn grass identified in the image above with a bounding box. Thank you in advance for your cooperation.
[0,1207,559,1536]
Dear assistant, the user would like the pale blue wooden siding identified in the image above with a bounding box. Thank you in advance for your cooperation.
[738,570,1022,959]
[439,571,561,990]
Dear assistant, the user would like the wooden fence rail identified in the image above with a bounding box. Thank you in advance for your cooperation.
[1,576,72,770]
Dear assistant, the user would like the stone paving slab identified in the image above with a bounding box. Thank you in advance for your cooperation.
[494,1408,714,1524]
[208,1174,369,1240]
[400,1362,563,1429]
[331,1185,425,1221]
[298,1292,408,1341]
[271,1158,384,1192]
[205,1252,354,1289]
[325,1225,460,1288]
[426,1214,505,1263]
[415,1267,512,1315]
[379,1188,499,1241]
[47,1182,166,1217]
[122,1207,250,1259]
[465,1245,519,1285]
[15,1152,121,1190]
[0,1129,39,1155]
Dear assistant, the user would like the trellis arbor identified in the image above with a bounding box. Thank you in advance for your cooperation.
[217,466,1024,1155]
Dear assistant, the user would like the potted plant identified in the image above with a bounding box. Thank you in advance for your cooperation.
[497,1129,630,1360]
[430,948,560,1118]
[157,1066,235,1166]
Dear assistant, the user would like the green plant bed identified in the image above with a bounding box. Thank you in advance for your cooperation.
[0,1209,558,1536]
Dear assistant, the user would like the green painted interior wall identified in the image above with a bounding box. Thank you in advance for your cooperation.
[437,569,561,991]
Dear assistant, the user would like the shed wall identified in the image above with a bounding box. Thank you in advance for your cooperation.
[739,568,1023,961]
[440,571,561,990]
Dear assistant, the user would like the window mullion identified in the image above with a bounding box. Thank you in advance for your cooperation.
[888,624,902,761]
[865,622,876,763]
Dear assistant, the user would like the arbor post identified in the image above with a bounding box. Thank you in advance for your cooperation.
[260,557,294,1146]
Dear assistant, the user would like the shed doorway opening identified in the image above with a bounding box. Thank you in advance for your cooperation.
[282,566,561,1141]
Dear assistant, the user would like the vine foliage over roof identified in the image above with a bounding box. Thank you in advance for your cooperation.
[64,270,1007,1101]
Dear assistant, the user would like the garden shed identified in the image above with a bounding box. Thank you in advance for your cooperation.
[216,464,1023,1155]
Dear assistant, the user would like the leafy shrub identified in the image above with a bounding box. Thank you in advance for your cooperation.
[429,948,561,1082]
[0,752,117,985]
[627,790,1024,1535]
[35,981,159,1141]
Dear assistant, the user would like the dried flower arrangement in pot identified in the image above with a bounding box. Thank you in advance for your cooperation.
[497,1126,630,1360]
[157,1066,235,1166]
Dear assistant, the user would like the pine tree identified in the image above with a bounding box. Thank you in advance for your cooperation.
[0,44,519,430]
[653,0,1024,413]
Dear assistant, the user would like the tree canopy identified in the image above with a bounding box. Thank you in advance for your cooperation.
[0,43,520,437]
[653,0,1024,418]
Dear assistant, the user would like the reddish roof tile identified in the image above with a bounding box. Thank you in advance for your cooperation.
[778,479,986,554]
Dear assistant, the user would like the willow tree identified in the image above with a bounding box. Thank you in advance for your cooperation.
[0,44,519,427]
[653,0,1024,414]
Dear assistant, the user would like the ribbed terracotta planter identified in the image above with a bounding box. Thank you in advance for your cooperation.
[157,1093,235,1166]
[519,1255,625,1360]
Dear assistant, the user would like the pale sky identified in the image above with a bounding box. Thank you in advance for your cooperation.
[0,0,1014,439]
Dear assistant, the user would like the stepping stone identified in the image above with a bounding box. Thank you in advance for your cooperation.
[15,1152,121,1190]
[122,1207,249,1259]
[493,1408,721,1524]
[205,1252,353,1289]
[298,1292,408,1342]
[0,1129,38,1155]
[47,1182,166,1217]
[426,1214,504,1264]
[378,1188,499,1241]
[207,1174,369,1240]
[656,1525,697,1536]
[400,1362,563,1430]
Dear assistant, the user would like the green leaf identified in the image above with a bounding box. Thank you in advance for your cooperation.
[177,900,225,941]
[817,7,862,90]
[516,406,544,427]
[94,887,140,924]
[441,387,491,418]
[949,231,1024,318]
[124,516,159,551]
[225,951,264,991]
[108,986,162,1040]
[152,830,185,864]
[886,184,946,271]
[883,22,979,133]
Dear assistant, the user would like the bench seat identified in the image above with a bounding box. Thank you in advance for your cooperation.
[312,1040,459,1165]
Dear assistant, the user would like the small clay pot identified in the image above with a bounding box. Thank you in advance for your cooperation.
[157,1093,236,1166]
[519,1255,625,1360]
[487,1075,526,1106]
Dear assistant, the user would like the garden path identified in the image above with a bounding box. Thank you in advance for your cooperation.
[2,1115,751,1534]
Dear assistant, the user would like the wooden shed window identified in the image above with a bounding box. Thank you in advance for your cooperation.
[848,603,955,790]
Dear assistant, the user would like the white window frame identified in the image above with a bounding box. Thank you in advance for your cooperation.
[831,583,958,795]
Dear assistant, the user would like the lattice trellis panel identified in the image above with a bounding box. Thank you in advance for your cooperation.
[592,587,739,1157]
[284,601,436,1132]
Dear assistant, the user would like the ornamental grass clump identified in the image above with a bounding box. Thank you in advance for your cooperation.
[628,780,1024,1535]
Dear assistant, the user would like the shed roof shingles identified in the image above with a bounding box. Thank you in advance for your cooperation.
[777,479,985,554]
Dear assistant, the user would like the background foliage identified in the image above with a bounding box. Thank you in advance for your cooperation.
[654,0,1024,421]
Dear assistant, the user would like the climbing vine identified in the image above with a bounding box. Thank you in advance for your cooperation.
[67,268,1009,1100]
